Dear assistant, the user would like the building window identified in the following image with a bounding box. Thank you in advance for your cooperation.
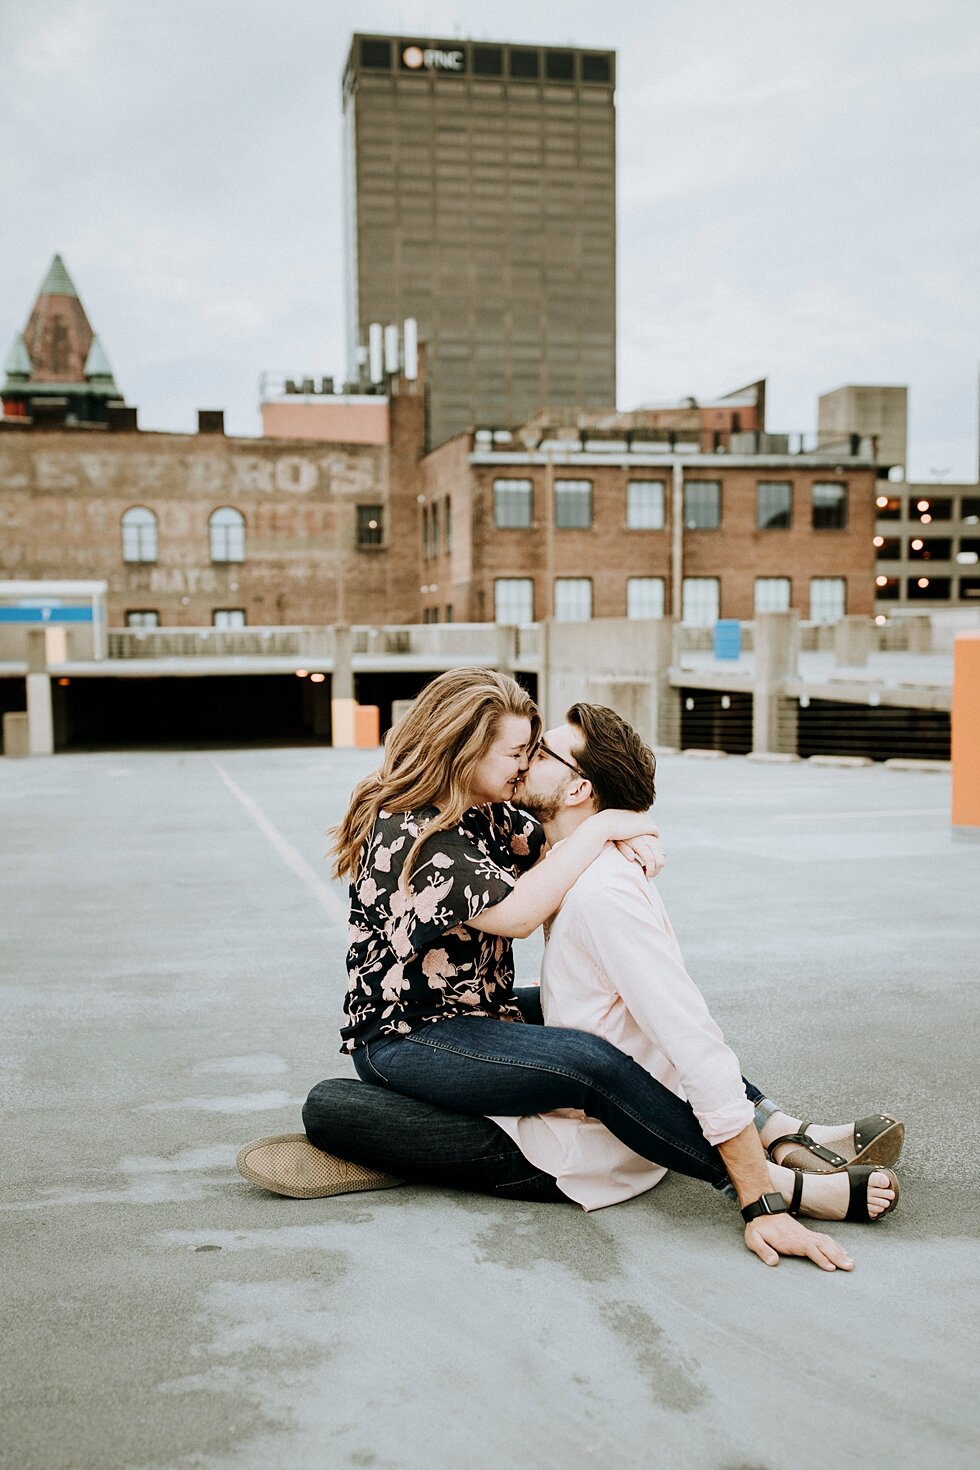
[554,578,592,621]
[444,605,454,623]
[912,495,952,522]
[209,506,245,562]
[756,481,793,530]
[121,506,158,563]
[875,576,900,600]
[473,45,503,75]
[682,577,719,626]
[360,38,391,69]
[509,47,540,78]
[627,481,665,529]
[422,505,430,561]
[444,497,452,553]
[430,502,440,556]
[909,536,951,561]
[494,478,532,529]
[125,610,159,628]
[961,497,980,525]
[555,479,592,530]
[683,480,721,530]
[959,576,980,599]
[494,578,534,624]
[875,536,901,560]
[357,504,383,546]
[627,577,665,619]
[907,576,951,600]
[874,493,903,519]
[754,577,791,612]
[810,577,846,622]
[581,53,612,83]
[546,49,575,81]
[812,483,848,530]
[213,609,246,628]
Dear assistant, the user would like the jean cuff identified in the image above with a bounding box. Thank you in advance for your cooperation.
[752,1095,781,1133]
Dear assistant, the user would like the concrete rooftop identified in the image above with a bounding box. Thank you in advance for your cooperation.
[1,747,978,1469]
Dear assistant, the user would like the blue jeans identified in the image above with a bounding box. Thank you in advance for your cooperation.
[304,1078,567,1202]
[348,1009,765,1191]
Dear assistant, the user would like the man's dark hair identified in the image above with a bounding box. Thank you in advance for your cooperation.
[566,703,656,812]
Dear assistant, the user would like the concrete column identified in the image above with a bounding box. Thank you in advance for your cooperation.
[752,611,799,755]
[331,624,356,747]
[542,616,679,749]
[495,623,516,675]
[952,631,980,837]
[904,615,933,654]
[834,616,873,667]
[647,616,680,749]
[26,630,55,755]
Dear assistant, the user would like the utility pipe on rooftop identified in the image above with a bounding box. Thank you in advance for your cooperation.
[671,459,684,622]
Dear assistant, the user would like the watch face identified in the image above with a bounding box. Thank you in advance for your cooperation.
[742,1191,790,1223]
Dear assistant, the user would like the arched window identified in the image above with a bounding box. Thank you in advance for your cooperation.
[121,506,158,563]
[209,506,245,563]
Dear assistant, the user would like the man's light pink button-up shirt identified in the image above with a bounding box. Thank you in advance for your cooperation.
[490,845,754,1210]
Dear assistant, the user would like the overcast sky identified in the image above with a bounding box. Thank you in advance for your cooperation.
[2,0,978,478]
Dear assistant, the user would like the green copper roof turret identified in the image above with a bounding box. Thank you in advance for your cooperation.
[38,253,80,298]
[4,334,33,382]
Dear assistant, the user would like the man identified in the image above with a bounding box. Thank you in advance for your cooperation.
[239,705,901,1266]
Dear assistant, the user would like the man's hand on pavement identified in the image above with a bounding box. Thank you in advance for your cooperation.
[745,1214,854,1272]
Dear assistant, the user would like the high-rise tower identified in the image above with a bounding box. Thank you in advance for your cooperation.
[342,34,617,447]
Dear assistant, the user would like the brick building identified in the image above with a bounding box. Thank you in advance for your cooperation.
[0,377,426,630]
[0,367,881,632]
[420,405,881,626]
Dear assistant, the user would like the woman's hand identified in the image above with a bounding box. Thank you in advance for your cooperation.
[589,808,659,845]
[614,834,665,879]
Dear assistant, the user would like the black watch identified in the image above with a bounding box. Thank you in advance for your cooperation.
[741,1191,789,1224]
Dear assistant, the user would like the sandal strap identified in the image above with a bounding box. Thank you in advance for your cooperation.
[766,1131,848,1169]
[846,1166,877,1222]
[788,1170,804,1216]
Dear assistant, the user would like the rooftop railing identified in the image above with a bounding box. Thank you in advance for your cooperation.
[472,427,880,460]
[100,617,951,667]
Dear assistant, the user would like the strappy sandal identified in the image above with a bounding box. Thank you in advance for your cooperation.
[786,1165,900,1223]
[766,1114,904,1174]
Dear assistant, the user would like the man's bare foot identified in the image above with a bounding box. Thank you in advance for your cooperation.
[759,1111,903,1171]
[768,1161,898,1220]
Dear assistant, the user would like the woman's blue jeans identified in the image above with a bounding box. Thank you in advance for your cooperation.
[335,1003,765,1195]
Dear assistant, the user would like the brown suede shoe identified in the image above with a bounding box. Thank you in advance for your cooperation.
[236,1133,404,1200]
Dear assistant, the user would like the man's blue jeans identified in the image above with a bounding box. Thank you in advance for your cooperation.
[315,995,767,1197]
[304,1078,568,1202]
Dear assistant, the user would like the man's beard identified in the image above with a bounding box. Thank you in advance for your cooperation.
[519,781,565,825]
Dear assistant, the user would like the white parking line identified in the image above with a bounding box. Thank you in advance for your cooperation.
[211,759,348,933]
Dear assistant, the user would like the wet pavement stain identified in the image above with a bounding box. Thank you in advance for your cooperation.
[473,1208,623,1282]
[601,1299,707,1412]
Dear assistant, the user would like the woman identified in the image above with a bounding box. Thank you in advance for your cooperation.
[323,668,873,1270]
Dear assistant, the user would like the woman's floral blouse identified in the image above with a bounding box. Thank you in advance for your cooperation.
[340,802,545,1053]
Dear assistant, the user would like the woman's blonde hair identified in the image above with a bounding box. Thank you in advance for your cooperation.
[330,667,540,883]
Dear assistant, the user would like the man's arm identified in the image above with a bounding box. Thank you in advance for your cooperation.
[717,1125,853,1271]
[576,867,853,1270]
[469,809,658,940]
